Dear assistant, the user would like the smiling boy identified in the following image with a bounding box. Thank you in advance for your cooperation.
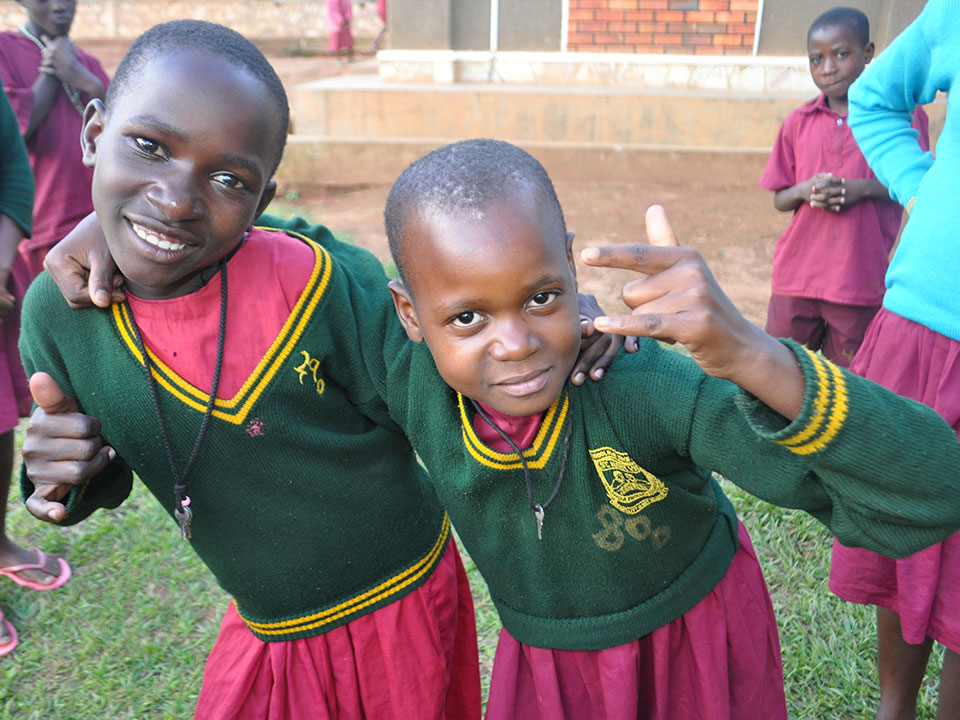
[759,7,929,368]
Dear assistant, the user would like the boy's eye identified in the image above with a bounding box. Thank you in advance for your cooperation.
[211,172,248,191]
[528,291,559,309]
[451,311,482,329]
[133,137,168,159]
[837,51,849,58]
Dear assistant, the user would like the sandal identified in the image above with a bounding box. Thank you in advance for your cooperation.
[0,610,17,657]
[0,548,72,591]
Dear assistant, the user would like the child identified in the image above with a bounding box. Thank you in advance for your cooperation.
[18,21,481,719]
[29,138,960,718]
[365,139,960,720]
[0,0,108,278]
[829,0,960,716]
[0,85,47,657]
[327,0,354,60]
[760,7,929,368]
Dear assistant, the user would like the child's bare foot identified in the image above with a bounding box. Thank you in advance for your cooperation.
[0,541,70,590]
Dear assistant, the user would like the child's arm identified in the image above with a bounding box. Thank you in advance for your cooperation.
[773,171,838,213]
[0,215,25,320]
[582,205,805,419]
[40,36,106,102]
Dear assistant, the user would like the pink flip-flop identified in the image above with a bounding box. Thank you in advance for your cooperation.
[0,613,18,658]
[0,548,72,591]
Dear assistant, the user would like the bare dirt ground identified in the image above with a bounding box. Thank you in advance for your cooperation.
[90,41,784,326]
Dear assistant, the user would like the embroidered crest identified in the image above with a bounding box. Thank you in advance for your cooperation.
[589,446,668,515]
[245,418,265,437]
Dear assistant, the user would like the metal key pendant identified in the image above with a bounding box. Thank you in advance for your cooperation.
[534,504,545,540]
[174,504,193,541]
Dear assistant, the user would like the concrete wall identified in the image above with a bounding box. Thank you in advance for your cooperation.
[756,0,926,55]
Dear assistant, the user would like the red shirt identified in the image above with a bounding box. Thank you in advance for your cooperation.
[0,31,109,252]
[126,227,314,398]
[759,94,930,305]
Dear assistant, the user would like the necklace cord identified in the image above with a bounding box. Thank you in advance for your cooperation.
[18,26,86,115]
[128,259,228,512]
[470,398,572,516]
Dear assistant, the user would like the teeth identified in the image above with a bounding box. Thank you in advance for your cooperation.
[132,222,186,251]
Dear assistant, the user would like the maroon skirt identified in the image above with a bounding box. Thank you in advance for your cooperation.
[0,252,33,434]
[194,539,481,720]
[485,522,787,720]
[830,308,960,651]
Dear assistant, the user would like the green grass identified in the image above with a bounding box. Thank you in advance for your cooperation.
[3,451,946,718]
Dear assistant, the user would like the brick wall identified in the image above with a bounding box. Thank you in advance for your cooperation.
[568,0,759,55]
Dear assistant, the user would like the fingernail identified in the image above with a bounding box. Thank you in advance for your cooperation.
[95,289,110,305]
[581,248,599,261]
[107,447,116,461]
[573,372,585,385]
[593,369,604,379]
[580,318,589,326]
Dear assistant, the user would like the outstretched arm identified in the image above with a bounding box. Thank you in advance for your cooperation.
[42,212,125,309]
[581,205,805,419]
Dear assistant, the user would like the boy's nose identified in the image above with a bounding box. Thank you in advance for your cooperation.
[146,178,203,222]
[490,319,539,361]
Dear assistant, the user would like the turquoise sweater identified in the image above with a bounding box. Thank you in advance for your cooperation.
[19,222,450,642]
[847,0,960,340]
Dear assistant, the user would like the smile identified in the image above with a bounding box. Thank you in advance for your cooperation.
[132,222,187,251]
[497,369,551,398]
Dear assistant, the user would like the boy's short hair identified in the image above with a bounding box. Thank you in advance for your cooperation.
[106,20,289,175]
[384,139,567,287]
[808,7,870,46]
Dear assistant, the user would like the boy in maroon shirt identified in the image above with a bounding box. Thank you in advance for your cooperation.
[760,7,929,367]
[0,0,108,277]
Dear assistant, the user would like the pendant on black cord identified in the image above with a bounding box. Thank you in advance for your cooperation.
[534,504,545,540]
[174,498,193,541]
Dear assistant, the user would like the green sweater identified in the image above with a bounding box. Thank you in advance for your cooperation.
[373,336,960,650]
[19,222,449,642]
[0,85,32,236]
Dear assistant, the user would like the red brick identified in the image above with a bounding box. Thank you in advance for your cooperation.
[715,11,745,22]
[630,44,663,53]
[729,0,758,10]
[579,20,607,31]
[684,11,716,22]
[683,33,713,45]
[694,22,726,33]
[567,32,595,44]
[638,0,669,8]
[695,44,726,54]
[728,23,757,34]
[608,21,639,31]
[722,45,752,55]
[699,0,730,8]
[636,21,668,32]
[569,9,596,21]
[578,0,607,7]
[571,43,608,51]
[713,33,744,45]
[667,22,697,33]
[594,32,623,43]
[597,9,626,20]
[625,9,655,20]
[655,10,686,21]
[654,32,685,44]
[624,32,654,43]
[745,11,757,21]
[609,0,640,9]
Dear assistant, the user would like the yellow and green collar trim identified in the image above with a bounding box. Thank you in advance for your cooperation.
[775,346,849,456]
[112,229,332,426]
[459,391,570,470]
[237,513,451,641]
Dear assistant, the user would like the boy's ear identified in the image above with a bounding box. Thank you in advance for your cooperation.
[565,230,578,284]
[864,41,875,64]
[387,280,424,343]
[81,99,106,169]
[254,180,277,222]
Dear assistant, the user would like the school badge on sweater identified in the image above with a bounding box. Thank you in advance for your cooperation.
[589,447,668,515]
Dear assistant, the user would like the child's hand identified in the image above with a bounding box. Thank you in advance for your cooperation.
[572,293,639,385]
[40,35,104,99]
[580,205,805,419]
[22,373,115,522]
[808,172,846,212]
[43,211,125,309]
